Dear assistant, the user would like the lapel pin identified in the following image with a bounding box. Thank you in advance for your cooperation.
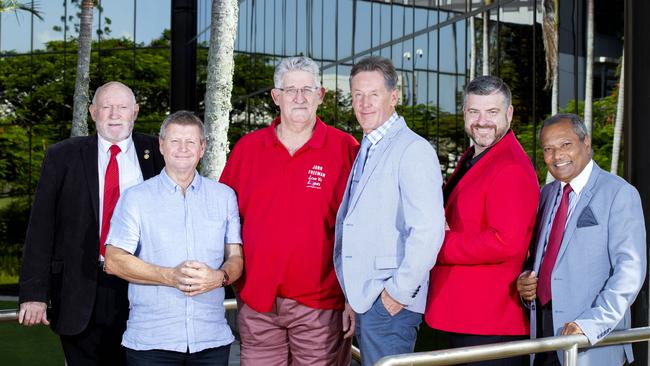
[144,149,150,160]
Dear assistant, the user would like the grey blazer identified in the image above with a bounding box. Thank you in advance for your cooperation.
[531,163,647,365]
[334,117,445,314]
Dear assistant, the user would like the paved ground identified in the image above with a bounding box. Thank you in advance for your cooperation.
[2,297,359,365]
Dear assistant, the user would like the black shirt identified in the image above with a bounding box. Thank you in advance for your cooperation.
[443,145,493,204]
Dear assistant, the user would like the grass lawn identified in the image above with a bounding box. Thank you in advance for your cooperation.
[0,301,64,365]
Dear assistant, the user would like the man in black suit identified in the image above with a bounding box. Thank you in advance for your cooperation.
[18,81,164,365]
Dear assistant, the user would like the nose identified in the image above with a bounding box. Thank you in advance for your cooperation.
[550,148,565,162]
[358,95,371,109]
[293,90,307,103]
[109,106,120,119]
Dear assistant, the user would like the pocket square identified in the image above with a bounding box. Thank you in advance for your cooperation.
[577,206,598,227]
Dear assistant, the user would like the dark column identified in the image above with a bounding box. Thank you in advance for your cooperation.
[171,0,197,112]
[625,0,650,364]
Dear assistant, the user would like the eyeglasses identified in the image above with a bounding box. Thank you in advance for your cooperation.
[276,86,319,98]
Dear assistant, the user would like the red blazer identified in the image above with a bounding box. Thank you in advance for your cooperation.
[425,131,539,336]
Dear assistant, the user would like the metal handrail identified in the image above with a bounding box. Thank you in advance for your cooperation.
[374,326,650,366]
[0,301,363,362]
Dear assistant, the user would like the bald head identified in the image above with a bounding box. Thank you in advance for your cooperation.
[92,81,136,105]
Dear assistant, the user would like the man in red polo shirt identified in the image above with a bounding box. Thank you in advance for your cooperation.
[220,56,358,366]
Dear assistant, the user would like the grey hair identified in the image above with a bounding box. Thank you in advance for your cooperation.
[159,110,205,141]
[91,81,137,105]
[273,56,321,89]
[350,56,399,90]
[539,113,590,143]
[463,75,512,108]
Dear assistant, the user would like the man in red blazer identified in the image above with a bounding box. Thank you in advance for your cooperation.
[425,76,539,366]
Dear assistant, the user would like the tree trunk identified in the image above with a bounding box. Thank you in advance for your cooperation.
[70,0,93,137]
[200,0,239,180]
[469,15,476,81]
[584,0,594,133]
[482,12,489,76]
[543,0,559,183]
[611,54,624,175]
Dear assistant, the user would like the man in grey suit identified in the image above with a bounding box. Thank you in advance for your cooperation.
[517,113,646,366]
[334,56,446,365]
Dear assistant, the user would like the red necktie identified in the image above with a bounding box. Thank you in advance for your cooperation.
[537,184,573,306]
[100,145,121,257]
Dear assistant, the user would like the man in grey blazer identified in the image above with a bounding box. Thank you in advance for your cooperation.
[334,56,446,365]
[517,114,646,366]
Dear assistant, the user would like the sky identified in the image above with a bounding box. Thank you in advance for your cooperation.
[0,0,171,52]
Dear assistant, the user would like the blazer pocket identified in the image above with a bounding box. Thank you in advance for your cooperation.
[375,256,399,270]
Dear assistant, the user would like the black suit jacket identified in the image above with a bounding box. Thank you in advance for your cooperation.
[19,133,164,335]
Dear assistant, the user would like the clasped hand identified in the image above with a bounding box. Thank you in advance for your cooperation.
[170,260,225,296]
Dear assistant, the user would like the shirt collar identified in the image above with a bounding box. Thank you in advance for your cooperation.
[264,116,327,150]
[365,112,399,145]
[560,159,594,195]
[160,168,202,193]
[98,134,133,154]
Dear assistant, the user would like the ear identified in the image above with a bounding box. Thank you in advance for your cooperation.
[133,103,140,121]
[199,139,206,159]
[271,89,281,106]
[506,104,514,124]
[389,88,399,107]
[583,135,592,151]
[89,104,97,121]
[158,137,165,156]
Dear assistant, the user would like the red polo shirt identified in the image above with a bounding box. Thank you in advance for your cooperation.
[220,117,359,312]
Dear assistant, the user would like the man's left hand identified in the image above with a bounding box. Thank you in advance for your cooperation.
[560,321,584,336]
[380,289,404,316]
[180,260,224,296]
[342,303,355,339]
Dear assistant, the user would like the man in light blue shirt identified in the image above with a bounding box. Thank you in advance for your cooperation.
[105,110,244,365]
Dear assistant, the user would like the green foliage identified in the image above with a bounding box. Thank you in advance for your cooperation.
[0,301,64,365]
[0,197,30,280]
[562,96,621,175]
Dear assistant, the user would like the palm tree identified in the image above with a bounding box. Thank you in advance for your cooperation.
[70,0,94,137]
[610,53,624,175]
[482,7,489,76]
[542,0,559,183]
[469,15,476,81]
[0,0,42,19]
[542,0,559,115]
[200,0,239,180]
[583,0,594,134]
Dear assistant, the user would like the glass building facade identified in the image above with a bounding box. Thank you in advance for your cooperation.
[1,0,623,195]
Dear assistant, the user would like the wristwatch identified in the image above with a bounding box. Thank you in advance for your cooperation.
[220,270,230,287]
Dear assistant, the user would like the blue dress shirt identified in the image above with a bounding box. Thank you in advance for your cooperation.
[107,169,242,353]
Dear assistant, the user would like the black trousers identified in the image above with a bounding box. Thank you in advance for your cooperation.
[59,269,129,366]
[126,345,231,366]
[446,332,528,366]
[533,301,561,366]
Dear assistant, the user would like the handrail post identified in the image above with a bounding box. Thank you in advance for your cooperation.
[563,343,579,366]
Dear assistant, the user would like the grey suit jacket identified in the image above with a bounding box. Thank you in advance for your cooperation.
[531,163,647,365]
[334,117,445,314]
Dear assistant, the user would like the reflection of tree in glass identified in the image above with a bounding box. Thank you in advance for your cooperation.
[52,0,111,38]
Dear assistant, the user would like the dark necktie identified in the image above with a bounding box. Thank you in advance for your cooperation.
[537,183,573,306]
[349,136,371,200]
[100,144,121,257]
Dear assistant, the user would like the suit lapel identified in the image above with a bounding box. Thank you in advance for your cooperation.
[82,137,100,224]
[133,133,157,180]
[555,165,600,263]
[345,119,405,217]
[533,182,560,272]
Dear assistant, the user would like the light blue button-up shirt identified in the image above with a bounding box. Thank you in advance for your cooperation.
[107,169,242,352]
